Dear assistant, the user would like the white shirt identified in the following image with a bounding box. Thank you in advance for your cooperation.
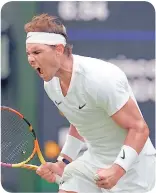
[44,54,156,167]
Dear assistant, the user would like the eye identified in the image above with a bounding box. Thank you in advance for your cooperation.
[33,51,41,55]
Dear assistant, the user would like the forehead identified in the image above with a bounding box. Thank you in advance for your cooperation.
[26,43,50,51]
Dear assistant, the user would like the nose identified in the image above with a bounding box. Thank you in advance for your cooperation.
[28,55,36,67]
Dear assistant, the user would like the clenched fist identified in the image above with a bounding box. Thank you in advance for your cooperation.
[95,164,125,189]
[36,162,65,183]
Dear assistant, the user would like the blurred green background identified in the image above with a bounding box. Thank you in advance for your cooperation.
[1,1,59,192]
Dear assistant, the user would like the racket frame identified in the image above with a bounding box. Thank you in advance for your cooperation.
[1,106,45,169]
[1,106,61,184]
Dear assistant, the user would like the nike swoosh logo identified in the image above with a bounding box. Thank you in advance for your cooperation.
[55,101,62,105]
[79,104,86,109]
[121,149,125,159]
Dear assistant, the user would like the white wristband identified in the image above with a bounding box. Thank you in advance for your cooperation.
[61,135,84,160]
[114,145,138,171]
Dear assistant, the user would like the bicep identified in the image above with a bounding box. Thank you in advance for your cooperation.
[111,97,146,131]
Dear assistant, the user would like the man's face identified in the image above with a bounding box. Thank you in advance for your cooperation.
[26,43,60,82]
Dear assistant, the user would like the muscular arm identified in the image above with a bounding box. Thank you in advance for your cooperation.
[95,98,150,188]
[109,97,149,175]
[111,97,149,154]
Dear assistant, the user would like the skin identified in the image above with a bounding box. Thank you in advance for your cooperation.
[26,43,149,192]
[26,43,73,96]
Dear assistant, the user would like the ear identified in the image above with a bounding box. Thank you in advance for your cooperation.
[55,44,65,56]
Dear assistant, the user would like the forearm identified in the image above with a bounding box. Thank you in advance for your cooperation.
[114,120,149,172]
[124,120,149,153]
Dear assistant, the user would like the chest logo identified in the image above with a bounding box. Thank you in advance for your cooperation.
[79,104,86,109]
[55,101,62,105]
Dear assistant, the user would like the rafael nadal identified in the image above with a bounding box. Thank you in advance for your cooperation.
[25,14,156,193]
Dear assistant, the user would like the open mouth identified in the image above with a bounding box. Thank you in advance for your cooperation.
[36,67,43,75]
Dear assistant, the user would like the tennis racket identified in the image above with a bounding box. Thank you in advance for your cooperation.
[1,106,61,184]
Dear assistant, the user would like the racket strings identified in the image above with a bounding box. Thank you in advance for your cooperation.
[1,110,34,164]
[5,140,29,161]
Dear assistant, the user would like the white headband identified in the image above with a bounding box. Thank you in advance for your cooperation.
[26,32,66,46]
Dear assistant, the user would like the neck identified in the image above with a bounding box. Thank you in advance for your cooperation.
[55,54,73,86]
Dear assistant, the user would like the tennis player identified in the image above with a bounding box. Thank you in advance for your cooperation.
[25,14,156,193]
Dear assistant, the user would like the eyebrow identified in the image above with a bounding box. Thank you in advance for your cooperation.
[26,48,42,54]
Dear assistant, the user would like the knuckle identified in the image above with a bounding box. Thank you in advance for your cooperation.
[36,169,41,175]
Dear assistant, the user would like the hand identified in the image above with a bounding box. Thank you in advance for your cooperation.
[36,162,65,183]
[94,164,126,189]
